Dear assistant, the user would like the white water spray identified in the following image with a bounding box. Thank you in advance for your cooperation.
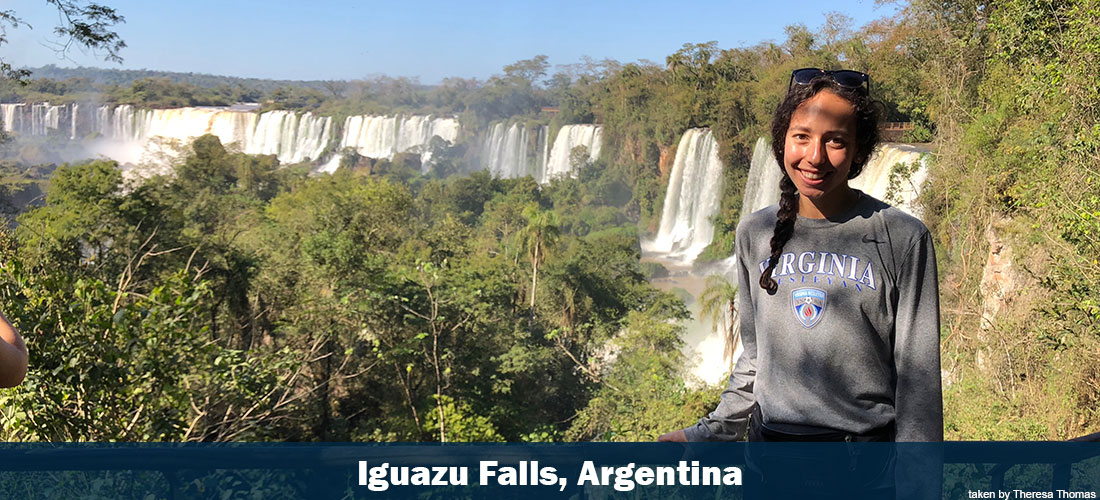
[648,128,725,262]
[542,124,602,183]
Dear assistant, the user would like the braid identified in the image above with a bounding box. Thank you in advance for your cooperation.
[759,175,798,294]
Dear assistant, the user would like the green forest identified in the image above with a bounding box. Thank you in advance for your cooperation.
[0,0,1097,442]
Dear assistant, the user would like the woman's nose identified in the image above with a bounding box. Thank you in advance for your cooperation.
[806,138,826,165]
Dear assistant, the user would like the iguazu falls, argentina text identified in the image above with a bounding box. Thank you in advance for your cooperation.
[356,460,743,492]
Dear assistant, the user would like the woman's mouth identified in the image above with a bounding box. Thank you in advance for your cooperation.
[797,168,830,183]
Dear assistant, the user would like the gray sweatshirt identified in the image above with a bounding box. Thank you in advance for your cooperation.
[684,192,943,442]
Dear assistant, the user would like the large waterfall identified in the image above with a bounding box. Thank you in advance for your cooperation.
[320,114,460,173]
[3,102,334,167]
[541,124,602,183]
[648,128,725,262]
[3,103,463,173]
[98,106,333,165]
[641,128,727,386]
[241,110,333,164]
[479,122,548,179]
[2,103,68,137]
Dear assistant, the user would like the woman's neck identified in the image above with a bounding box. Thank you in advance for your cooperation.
[798,186,859,219]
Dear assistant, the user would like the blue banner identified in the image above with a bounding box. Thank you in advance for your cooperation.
[0,442,1096,499]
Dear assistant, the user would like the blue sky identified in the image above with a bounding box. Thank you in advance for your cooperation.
[5,0,898,84]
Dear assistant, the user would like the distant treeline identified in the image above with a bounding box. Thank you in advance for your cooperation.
[27,64,333,93]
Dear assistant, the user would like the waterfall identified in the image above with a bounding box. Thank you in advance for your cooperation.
[30,103,63,136]
[81,105,335,166]
[242,110,332,164]
[480,122,549,179]
[481,122,530,178]
[321,114,460,173]
[2,103,58,136]
[536,125,549,181]
[70,104,79,140]
[542,124,602,183]
[648,128,725,262]
[740,137,783,216]
[1,104,22,133]
[5,102,463,174]
[849,144,930,218]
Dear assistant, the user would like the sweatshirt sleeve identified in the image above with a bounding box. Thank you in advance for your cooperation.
[893,230,944,441]
[683,229,758,442]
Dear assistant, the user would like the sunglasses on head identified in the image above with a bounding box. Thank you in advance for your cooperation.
[788,68,870,94]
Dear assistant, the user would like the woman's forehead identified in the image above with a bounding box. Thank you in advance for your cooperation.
[790,91,857,132]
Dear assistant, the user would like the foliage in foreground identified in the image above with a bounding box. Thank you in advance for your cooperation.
[0,135,708,442]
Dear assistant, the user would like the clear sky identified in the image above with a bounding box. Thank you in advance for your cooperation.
[5,0,898,84]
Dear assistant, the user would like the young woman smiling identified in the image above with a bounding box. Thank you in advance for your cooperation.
[661,69,943,443]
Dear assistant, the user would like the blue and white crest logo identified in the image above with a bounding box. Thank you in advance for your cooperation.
[791,288,827,328]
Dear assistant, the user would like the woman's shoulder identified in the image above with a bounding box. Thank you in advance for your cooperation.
[734,204,778,241]
[736,204,780,236]
[858,193,930,238]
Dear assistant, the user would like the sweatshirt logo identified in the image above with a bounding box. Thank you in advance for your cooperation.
[792,288,826,328]
[759,251,877,291]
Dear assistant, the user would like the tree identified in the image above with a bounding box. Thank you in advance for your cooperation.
[518,205,560,309]
[1,1,126,83]
[503,55,549,87]
[698,274,739,362]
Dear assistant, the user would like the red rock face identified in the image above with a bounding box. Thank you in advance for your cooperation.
[658,144,673,178]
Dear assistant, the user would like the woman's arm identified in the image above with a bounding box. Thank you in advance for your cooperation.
[893,230,943,441]
[0,310,28,388]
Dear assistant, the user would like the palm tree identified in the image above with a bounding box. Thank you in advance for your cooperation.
[518,205,560,310]
[699,273,740,362]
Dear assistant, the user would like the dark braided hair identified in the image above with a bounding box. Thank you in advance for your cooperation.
[758,77,881,294]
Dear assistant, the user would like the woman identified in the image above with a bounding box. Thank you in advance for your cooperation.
[661,68,942,443]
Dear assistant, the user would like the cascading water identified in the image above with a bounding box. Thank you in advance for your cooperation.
[89,106,334,167]
[320,114,459,173]
[6,103,461,175]
[648,128,725,262]
[31,104,64,136]
[242,110,332,164]
[479,122,550,179]
[740,137,783,216]
[542,124,602,183]
[1,103,23,133]
[70,104,79,140]
[2,103,68,136]
[1,102,335,167]
[641,128,729,386]
[848,144,929,218]
[482,122,530,178]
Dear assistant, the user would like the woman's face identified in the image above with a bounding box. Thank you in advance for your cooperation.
[783,90,859,215]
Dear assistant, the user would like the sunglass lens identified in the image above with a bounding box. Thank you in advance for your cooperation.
[792,69,823,85]
[832,71,867,88]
